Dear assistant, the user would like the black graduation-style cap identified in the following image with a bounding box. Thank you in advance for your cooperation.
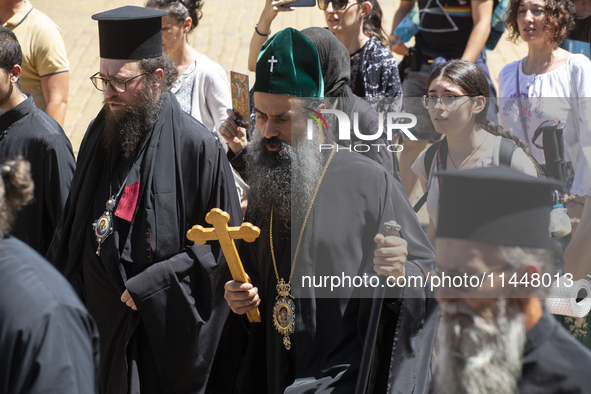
[436,166,560,248]
[92,6,167,60]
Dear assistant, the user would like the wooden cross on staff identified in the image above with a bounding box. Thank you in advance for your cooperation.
[187,208,261,323]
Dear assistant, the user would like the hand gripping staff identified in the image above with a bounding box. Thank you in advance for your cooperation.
[356,221,402,394]
[187,208,261,323]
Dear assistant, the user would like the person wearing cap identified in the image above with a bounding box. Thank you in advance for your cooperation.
[220,27,438,393]
[431,166,591,394]
[0,26,75,257]
[47,6,241,394]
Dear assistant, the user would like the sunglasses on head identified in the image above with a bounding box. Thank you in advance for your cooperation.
[318,0,354,11]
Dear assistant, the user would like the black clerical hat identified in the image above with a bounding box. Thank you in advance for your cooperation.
[92,6,167,60]
[436,167,560,248]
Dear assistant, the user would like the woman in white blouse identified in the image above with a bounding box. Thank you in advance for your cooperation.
[146,0,231,145]
[498,0,591,226]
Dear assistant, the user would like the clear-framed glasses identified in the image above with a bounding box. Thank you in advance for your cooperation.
[89,71,149,93]
[421,95,476,110]
[318,0,355,11]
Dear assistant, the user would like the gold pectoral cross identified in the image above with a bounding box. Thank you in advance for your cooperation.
[187,208,261,323]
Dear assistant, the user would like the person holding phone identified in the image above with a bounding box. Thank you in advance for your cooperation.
[248,0,399,98]
[319,0,401,105]
[247,0,300,73]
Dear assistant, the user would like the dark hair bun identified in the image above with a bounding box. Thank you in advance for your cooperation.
[0,159,33,233]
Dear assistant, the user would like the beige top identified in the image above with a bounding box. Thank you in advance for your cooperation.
[4,0,69,111]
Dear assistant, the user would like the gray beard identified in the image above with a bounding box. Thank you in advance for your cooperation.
[102,89,162,159]
[245,129,324,233]
[433,299,526,394]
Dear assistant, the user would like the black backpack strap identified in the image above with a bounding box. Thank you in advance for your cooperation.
[413,189,429,213]
[413,139,443,213]
[498,137,517,167]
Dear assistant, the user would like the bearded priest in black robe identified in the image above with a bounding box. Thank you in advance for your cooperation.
[220,28,439,393]
[432,167,591,394]
[48,6,241,394]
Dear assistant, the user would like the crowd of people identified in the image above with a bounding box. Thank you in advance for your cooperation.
[1,0,591,393]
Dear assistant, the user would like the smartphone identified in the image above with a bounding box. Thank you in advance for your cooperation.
[230,71,250,130]
[285,0,316,7]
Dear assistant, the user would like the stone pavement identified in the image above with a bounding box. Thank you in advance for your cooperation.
[34,0,527,155]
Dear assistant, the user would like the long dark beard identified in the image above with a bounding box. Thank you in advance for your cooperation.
[433,299,525,394]
[245,130,324,233]
[102,88,163,159]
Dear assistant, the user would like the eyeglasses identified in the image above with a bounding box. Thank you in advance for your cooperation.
[318,0,356,11]
[421,95,476,110]
[89,71,149,93]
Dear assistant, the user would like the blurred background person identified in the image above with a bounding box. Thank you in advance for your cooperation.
[498,0,591,231]
[146,0,246,212]
[561,0,591,58]
[412,60,538,245]
[318,0,402,113]
[1,0,69,126]
[146,0,231,147]
[0,158,99,394]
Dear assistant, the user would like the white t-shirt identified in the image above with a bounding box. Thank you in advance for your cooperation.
[411,135,538,229]
[498,54,591,196]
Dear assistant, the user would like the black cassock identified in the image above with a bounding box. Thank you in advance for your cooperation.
[0,94,75,256]
[518,308,591,393]
[230,148,439,393]
[48,93,243,394]
[0,235,99,394]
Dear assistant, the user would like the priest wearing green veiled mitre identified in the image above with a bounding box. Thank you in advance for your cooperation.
[219,28,438,394]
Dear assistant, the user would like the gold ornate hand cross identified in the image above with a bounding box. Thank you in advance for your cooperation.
[187,208,261,322]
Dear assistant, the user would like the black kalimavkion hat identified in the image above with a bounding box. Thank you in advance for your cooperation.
[92,6,167,60]
[436,166,560,248]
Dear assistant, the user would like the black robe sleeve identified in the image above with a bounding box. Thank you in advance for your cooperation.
[227,147,249,181]
[368,169,439,394]
[42,133,75,250]
[0,236,99,394]
[123,113,244,393]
